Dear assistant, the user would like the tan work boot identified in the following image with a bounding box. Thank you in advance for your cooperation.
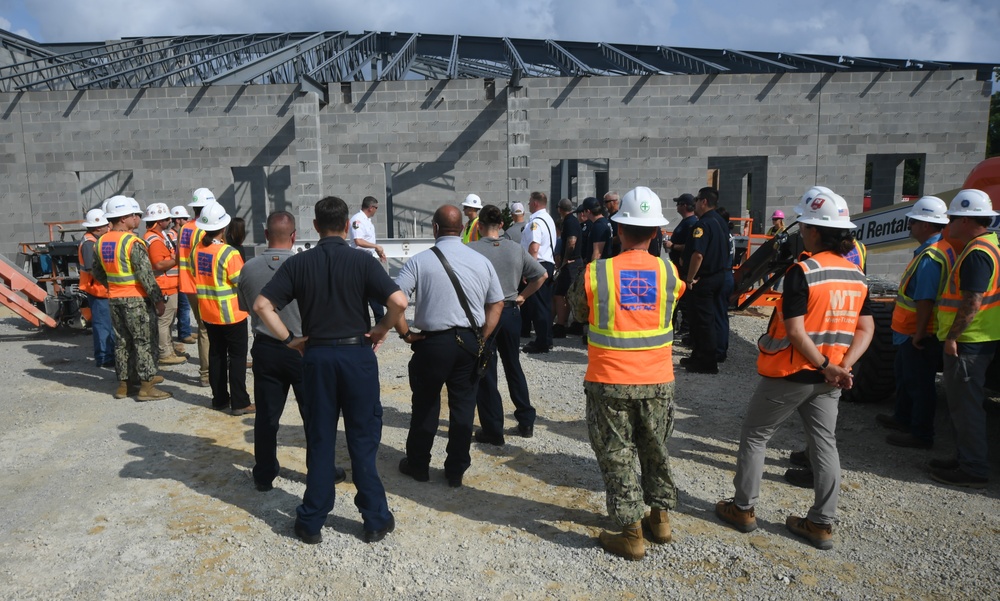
[113,381,129,399]
[149,375,164,385]
[715,499,757,532]
[136,380,172,402]
[642,508,672,544]
[598,521,645,561]
[158,354,186,366]
[173,343,188,356]
[785,515,833,550]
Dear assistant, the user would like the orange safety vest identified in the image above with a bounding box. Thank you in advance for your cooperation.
[78,232,109,298]
[936,232,1000,343]
[97,230,145,298]
[193,241,248,325]
[583,250,685,385]
[757,251,868,378]
[890,238,955,337]
[177,220,204,295]
[144,225,179,296]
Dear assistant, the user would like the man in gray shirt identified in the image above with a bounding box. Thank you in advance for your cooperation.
[393,205,504,487]
[237,211,344,492]
[469,205,547,445]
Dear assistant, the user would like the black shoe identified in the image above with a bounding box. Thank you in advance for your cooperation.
[447,474,463,488]
[581,334,587,346]
[363,513,395,543]
[784,468,814,489]
[716,354,727,363]
[886,433,932,449]
[678,357,694,367]
[567,322,584,335]
[522,342,550,354]
[398,457,429,482]
[474,429,505,446]
[294,521,322,545]
[789,449,811,468]
[928,457,959,470]
[517,423,534,438]
[929,466,988,489]
[255,479,273,492]
[875,413,910,433]
[552,324,567,339]
[685,363,718,374]
[334,466,347,484]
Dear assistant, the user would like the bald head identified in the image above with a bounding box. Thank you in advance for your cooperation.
[265,211,296,248]
[433,205,464,238]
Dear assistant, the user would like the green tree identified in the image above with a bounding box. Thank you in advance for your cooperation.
[988,89,1000,158]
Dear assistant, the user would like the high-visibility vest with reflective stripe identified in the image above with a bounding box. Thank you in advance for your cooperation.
[193,241,248,325]
[97,231,145,298]
[583,250,684,385]
[78,232,109,298]
[144,226,179,295]
[462,217,480,244]
[891,238,955,337]
[936,232,1000,343]
[757,251,868,378]
[844,239,867,272]
[177,220,204,295]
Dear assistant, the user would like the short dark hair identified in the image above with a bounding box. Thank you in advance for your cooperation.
[479,204,504,228]
[811,225,856,256]
[530,191,547,205]
[225,217,246,247]
[618,223,657,243]
[315,196,349,233]
[696,187,719,207]
[361,196,379,210]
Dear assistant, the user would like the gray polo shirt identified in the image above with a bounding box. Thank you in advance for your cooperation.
[395,236,503,331]
[469,236,546,301]
[237,248,302,339]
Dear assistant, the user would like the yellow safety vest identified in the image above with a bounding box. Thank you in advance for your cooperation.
[936,232,1000,343]
[891,238,955,336]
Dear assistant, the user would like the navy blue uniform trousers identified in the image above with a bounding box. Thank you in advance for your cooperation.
[477,305,535,436]
[251,336,306,487]
[523,261,555,349]
[295,343,391,536]
[406,329,479,480]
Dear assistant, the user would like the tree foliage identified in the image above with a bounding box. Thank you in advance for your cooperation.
[988,89,1000,158]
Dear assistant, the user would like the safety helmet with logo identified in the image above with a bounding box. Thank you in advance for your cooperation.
[793,186,834,216]
[102,196,134,219]
[462,194,483,210]
[946,189,998,217]
[612,186,669,227]
[194,201,232,231]
[102,195,127,214]
[795,191,856,229]
[189,187,217,208]
[904,196,949,225]
[143,202,172,222]
[126,197,143,216]
[170,205,191,219]
[82,208,109,228]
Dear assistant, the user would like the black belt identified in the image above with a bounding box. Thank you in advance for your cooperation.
[421,327,475,337]
[503,300,519,308]
[307,336,365,346]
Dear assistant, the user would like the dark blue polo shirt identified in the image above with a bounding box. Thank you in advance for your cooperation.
[686,209,730,276]
[582,217,613,263]
[561,214,583,262]
[261,236,399,338]
[669,214,698,265]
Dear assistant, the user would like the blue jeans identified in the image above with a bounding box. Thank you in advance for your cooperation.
[892,337,941,443]
[87,294,115,366]
[176,292,192,339]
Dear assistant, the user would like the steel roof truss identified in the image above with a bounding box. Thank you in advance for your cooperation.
[723,49,796,73]
[658,47,729,74]
[545,40,594,76]
[307,31,377,81]
[600,43,665,75]
[378,33,418,80]
[204,31,343,85]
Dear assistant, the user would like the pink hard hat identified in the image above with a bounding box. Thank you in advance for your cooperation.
[771,210,785,219]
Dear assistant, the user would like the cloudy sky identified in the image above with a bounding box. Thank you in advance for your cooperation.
[1,0,998,65]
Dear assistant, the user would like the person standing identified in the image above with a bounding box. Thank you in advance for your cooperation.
[256,196,407,544]
[568,187,685,561]
[394,205,503,488]
[193,202,253,415]
[92,196,170,401]
[142,203,186,367]
[349,196,389,322]
[504,202,527,244]
[603,191,621,257]
[469,205,547,445]
[79,208,114,368]
[766,210,786,236]
[521,191,557,354]
[169,205,196,345]
[680,187,729,374]
[664,194,698,336]
[928,189,1000,489]
[552,197,581,338]
[179,188,215,387]
[716,191,873,551]
[578,197,614,263]
[875,196,954,449]
[461,194,483,244]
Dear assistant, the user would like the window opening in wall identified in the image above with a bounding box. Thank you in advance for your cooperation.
[706,157,768,234]
[864,153,925,211]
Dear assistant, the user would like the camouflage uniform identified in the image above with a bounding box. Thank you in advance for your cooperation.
[93,240,164,382]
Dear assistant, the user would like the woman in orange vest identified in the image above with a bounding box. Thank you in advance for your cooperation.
[79,208,115,367]
[193,201,253,415]
[143,202,186,366]
[716,190,874,551]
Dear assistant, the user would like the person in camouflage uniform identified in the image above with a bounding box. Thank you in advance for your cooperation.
[568,187,685,561]
[92,197,171,402]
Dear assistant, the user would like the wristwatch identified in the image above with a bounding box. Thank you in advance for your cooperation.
[282,333,294,345]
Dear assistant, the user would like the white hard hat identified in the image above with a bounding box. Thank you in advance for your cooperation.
[462,193,483,210]
[170,205,191,219]
[905,196,949,225]
[82,208,109,228]
[189,187,217,208]
[143,202,171,222]
[947,189,998,217]
[612,186,669,227]
[102,196,134,219]
[796,191,856,229]
[794,186,834,216]
[102,195,127,214]
[194,201,232,231]
[127,197,143,216]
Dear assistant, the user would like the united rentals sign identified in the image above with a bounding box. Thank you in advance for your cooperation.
[850,200,1000,250]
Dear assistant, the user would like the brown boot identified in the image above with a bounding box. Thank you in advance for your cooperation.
[173,343,188,356]
[158,354,186,366]
[113,381,129,399]
[642,508,672,544]
[150,375,164,385]
[137,380,172,402]
[715,499,757,532]
[598,521,644,561]
[785,515,834,550]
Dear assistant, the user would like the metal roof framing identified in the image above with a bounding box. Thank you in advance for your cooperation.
[0,27,993,93]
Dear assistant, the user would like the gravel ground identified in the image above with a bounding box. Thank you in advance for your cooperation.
[0,306,998,601]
